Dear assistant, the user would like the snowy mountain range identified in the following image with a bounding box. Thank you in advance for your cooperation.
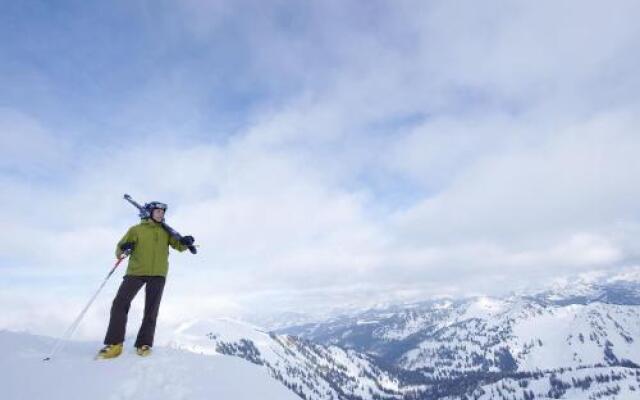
[3,270,640,399]
[168,318,406,399]
[271,270,640,399]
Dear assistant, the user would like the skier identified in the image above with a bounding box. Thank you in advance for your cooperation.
[96,201,195,359]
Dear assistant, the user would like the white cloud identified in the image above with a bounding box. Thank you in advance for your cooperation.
[390,109,640,244]
[0,108,72,175]
[1,1,640,336]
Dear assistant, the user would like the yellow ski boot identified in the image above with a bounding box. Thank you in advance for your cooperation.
[136,345,152,357]
[96,343,123,360]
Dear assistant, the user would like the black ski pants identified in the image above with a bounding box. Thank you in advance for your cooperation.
[104,275,166,347]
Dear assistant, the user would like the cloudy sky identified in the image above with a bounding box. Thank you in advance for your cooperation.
[1,0,640,340]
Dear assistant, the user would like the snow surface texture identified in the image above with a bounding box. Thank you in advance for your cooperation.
[0,329,298,400]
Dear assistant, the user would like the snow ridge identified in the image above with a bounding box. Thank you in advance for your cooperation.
[169,318,407,400]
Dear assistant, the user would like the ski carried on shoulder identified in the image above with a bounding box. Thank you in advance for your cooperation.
[123,194,198,254]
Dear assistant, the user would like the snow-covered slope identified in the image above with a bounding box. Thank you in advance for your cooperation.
[168,318,410,400]
[459,367,640,400]
[0,329,299,400]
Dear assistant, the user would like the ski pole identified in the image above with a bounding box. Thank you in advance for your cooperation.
[43,253,129,361]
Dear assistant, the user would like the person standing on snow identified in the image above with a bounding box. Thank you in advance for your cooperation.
[96,201,195,359]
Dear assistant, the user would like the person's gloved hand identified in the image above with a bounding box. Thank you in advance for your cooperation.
[180,235,195,246]
[120,242,135,254]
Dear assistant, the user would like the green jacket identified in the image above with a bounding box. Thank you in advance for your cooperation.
[116,219,188,277]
